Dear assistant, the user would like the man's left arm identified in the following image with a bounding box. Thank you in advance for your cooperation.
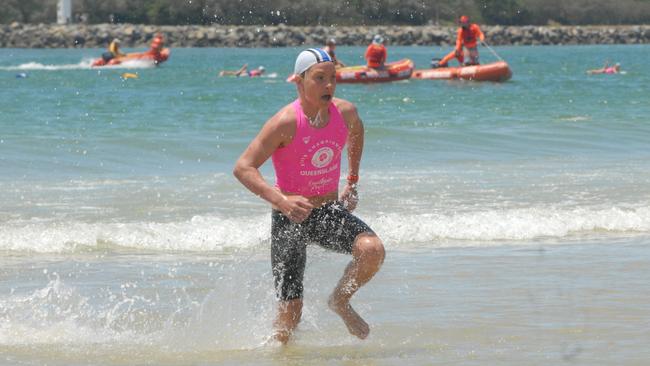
[476,25,485,42]
[339,100,364,211]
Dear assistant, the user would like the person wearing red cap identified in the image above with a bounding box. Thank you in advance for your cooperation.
[149,33,164,53]
[435,15,485,68]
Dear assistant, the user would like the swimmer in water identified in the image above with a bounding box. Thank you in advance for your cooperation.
[219,64,266,77]
[587,61,621,75]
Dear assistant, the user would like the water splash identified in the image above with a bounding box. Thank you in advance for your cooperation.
[0,58,156,71]
[0,260,276,353]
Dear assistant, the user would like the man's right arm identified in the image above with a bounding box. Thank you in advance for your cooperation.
[233,108,314,222]
[233,109,290,207]
[455,29,463,52]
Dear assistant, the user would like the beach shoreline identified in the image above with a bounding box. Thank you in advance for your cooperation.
[1,22,650,48]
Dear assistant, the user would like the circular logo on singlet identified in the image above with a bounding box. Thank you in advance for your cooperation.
[312,147,334,168]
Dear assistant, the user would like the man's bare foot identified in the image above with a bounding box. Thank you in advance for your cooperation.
[328,295,369,339]
[272,328,291,345]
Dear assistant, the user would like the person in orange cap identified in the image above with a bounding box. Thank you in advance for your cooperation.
[434,15,485,68]
[150,33,164,53]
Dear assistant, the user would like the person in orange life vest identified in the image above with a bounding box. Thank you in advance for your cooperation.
[324,38,346,68]
[149,33,164,54]
[365,35,387,69]
[435,15,485,68]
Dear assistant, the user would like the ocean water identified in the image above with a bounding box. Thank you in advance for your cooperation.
[1,45,649,365]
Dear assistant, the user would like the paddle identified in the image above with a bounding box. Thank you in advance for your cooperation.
[480,40,504,62]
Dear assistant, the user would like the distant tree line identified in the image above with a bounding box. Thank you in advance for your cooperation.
[3,0,650,26]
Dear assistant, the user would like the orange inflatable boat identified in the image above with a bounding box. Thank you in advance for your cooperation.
[336,59,414,84]
[91,48,170,67]
[412,61,512,82]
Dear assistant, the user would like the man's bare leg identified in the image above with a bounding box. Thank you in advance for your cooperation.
[328,233,385,339]
[273,298,302,344]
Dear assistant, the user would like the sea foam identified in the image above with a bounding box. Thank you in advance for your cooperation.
[0,58,155,71]
[1,205,649,253]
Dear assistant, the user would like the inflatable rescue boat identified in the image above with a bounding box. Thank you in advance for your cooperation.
[412,61,512,82]
[91,48,170,67]
[336,59,414,84]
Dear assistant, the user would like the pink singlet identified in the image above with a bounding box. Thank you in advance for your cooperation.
[272,99,348,197]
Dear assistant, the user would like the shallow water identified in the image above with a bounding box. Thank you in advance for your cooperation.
[2,242,649,365]
[1,45,649,364]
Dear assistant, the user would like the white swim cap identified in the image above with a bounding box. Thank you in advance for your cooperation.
[258,66,265,71]
[294,48,333,75]
[372,35,384,44]
[113,38,121,44]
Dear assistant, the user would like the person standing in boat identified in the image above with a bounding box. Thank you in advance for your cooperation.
[233,48,385,344]
[434,15,485,68]
[324,38,346,68]
[365,35,387,70]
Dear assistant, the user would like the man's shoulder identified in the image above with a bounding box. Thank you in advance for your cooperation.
[333,98,355,110]
[259,102,297,145]
[272,102,297,129]
[332,98,358,119]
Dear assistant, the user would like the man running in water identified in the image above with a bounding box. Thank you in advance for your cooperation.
[434,15,485,68]
[233,48,385,344]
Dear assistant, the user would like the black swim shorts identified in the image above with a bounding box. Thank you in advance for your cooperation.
[271,201,374,301]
